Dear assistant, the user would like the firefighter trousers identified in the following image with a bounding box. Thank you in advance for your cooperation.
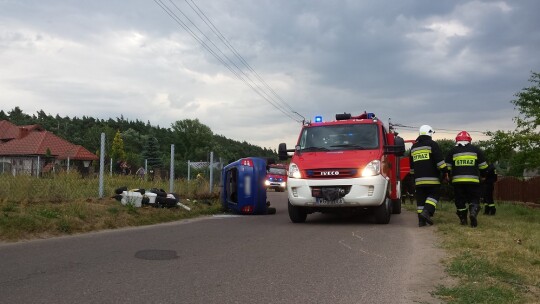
[454,183,481,212]
[415,185,440,216]
[482,183,495,204]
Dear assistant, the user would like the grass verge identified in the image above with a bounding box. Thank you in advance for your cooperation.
[404,201,540,303]
[0,197,223,242]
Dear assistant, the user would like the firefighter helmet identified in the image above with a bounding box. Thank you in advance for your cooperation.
[455,131,472,142]
[419,125,435,137]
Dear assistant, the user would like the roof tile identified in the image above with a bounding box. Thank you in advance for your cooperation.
[0,121,98,161]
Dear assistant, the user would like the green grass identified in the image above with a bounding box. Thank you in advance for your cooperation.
[0,173,223,241]
[0,197,223,241]
[0,172,217,203]
[404,201,540,303]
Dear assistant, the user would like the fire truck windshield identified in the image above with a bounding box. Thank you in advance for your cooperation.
[268,167,287,175]
[299,124,379,151]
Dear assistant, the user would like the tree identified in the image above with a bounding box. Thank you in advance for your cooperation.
[7,106,31,125]
[435,139,455,158]
[512,72,540,132]
[510,71,540,170]
[110,130,126,161]
[171,119,213,161]
[486,71,540,174]
[142,136,163,169]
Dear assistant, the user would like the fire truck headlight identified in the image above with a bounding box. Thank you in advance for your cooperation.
[264,180,271,186]
[289,163,301,179]
[280,182,286,188]
[361,160,381,177]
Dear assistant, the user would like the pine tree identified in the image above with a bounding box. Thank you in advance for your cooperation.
[142,136,163,168]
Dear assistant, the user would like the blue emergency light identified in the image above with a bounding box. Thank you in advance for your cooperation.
[314,115,323,123]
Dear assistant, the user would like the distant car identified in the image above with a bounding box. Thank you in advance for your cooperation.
[265,164,288,192]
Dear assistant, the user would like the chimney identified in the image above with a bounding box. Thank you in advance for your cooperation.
[18,127,30,139]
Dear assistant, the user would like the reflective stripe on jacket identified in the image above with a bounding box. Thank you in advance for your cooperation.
[410,135,447,186]
[445,143,488,184]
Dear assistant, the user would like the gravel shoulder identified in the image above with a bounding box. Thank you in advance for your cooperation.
[402,221,456,304]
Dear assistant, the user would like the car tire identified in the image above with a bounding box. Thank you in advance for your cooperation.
[392,198,402,214]
[288,200,307,223]
[374,198,391,224]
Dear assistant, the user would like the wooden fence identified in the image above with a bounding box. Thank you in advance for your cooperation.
[495,176,540,205]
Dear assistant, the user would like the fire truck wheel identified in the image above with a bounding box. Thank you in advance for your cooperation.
[374,198,391,224]
[391,198,402,214]
[288,201,307,223]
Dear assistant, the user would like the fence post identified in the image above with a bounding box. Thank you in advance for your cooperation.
[37,156,40,177]
[99,133,105,198]
[187,160,191,181]
[67,156,70,173]
[209,151,214,193]
[169,144,174,193]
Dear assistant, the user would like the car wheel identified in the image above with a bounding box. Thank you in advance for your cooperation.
[288,200,307,223]
[374,198,391,224]
[392,198,402,214]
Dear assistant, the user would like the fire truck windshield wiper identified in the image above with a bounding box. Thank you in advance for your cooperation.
[302,146,330,152]
[330,144,370,149]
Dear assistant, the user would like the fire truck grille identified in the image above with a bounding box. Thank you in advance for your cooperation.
[305,168,358,178]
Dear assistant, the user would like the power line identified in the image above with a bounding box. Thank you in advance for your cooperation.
[392,123,488,134]
[153,0,303,123]
[185,0,299,116]
[169,0,299,121]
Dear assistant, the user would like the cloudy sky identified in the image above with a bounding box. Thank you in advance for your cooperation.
[1,0,539,150]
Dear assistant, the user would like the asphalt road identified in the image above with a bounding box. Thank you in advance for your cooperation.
[0,192,447,304]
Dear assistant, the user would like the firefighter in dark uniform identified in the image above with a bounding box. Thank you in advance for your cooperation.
[482,163,498,215]
[410,125,447,227]
[445,131,488,227]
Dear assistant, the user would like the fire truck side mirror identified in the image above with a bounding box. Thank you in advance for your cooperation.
[384,136,405,156]
[278,143,292,160]
[384,144,405,156]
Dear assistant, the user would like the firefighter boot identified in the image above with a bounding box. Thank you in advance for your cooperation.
[469,204,480,228]
[489,205,497,215]
[419,209,433,225]
[484,205,491,215]
[418,214,427,227]
[456,210,468,225]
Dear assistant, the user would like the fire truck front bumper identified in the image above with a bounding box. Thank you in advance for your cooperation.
[287,175,389,207]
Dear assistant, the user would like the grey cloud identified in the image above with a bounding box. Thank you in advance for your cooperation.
[1,0,539,149]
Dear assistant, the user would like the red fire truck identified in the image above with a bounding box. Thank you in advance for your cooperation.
[278,112,406,224]
[265,163,288,192]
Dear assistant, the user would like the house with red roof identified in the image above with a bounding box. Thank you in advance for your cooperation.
[0,120,98,176]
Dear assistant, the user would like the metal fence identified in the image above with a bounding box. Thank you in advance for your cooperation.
[0,133,224,201]
[495,176,540,205]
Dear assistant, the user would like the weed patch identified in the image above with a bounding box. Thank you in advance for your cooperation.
[425,201,540,303]
[437,284,519,304]
[35,208,61,219]
[57,218,72,233]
